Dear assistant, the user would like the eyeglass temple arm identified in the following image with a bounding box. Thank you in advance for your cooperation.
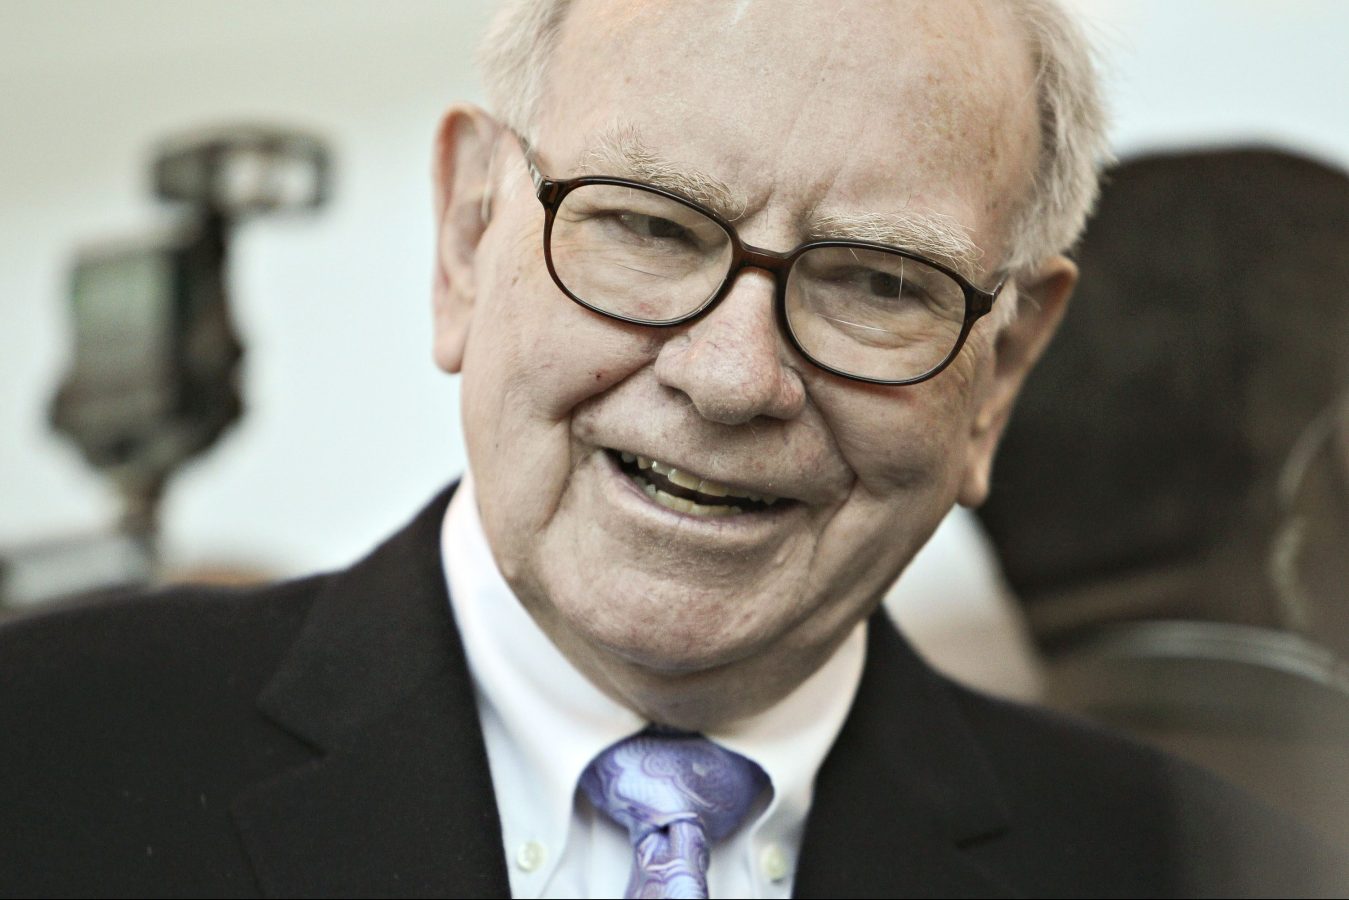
[515,133,546,194]
[482,132,547,221]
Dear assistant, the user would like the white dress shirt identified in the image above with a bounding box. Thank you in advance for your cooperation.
[442,475,866,899]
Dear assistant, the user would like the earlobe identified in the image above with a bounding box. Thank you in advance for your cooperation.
[431,104,502,374]
[957,255,1078,507]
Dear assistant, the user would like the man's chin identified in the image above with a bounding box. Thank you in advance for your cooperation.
[582,632,783,728]
[569,600,770,674]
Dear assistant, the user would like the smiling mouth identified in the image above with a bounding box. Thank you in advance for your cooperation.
[606,449,782,518]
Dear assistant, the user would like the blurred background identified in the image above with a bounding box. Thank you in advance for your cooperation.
[2,0,1347,845]
[2,0,1346,580]
[1,0,491,585]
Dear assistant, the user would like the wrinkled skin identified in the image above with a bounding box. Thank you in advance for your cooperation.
[431,0,1076,729]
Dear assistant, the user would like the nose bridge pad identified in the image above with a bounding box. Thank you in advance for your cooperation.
[715,241,793,327]
[733,245,793,294]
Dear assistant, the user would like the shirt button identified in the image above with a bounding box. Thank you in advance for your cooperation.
[760,843,790,882]
[515,840,546,873]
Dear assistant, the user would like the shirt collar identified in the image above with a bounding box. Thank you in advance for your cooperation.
[442,475,866,890]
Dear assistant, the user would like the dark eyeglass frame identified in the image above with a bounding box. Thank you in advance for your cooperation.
[520,145,1006,386]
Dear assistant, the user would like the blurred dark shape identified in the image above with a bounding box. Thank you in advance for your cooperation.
[50,218,240,554]
[20,126,330,608]
[1273,390,1349,647]
[980,147,1349,649]
[1050,621,1349,848]
[155,126,329,216]
[978,146,1349,847]
[0,532,151,614]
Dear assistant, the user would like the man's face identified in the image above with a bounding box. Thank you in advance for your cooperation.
[435,0,1058,724]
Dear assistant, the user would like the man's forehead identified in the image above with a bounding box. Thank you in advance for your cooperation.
[542,0,1040,272]
[554,0,1033,119]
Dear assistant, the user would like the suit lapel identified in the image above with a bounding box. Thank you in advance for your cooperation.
[231,485,511,898]
[793,615,1016,899]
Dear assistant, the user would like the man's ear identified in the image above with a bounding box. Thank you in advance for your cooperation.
[957,254,1077,508]
[431,104,502,374]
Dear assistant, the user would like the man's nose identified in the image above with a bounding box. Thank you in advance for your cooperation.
[652,269,807,426]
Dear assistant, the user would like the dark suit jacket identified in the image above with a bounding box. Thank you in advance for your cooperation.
[2,486,1343,898]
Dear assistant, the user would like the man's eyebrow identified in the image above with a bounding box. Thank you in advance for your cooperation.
[573,125,985,281]
[807,210,984,282]
[576,125,747,221]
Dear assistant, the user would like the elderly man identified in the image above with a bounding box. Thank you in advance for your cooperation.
[2,1,1343,897]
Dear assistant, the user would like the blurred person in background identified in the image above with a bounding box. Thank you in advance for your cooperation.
[981,146,1349,847]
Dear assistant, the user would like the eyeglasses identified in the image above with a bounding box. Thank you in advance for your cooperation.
[521,144,1005,385]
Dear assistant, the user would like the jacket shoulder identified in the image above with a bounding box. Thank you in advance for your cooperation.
[945,680,1349,897]
[1,576,322,705]
[0,578,324,897]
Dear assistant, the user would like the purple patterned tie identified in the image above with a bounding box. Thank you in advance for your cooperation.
[580,729,769,899]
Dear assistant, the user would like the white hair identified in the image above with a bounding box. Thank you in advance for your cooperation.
[1003,0,1112,273]
[477,0,576,144]
[477,0,1109,277]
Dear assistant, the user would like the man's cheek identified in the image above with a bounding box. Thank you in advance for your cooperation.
[812,391,964,495]
[527,325,663,418]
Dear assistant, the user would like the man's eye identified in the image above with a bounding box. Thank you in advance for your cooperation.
[840,268,923,303]
[868,271,904,298]
[616,212,692,242]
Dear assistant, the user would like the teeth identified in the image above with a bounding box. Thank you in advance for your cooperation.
[667,468,702,491]
[652,487,741,517]
[621,451,781,507]
[655,488,692,514]
[697,479,728,497]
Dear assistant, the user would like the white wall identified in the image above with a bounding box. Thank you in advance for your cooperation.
[2,0,1346,580]
[1,0,493,576]
[1078,0,1348,164]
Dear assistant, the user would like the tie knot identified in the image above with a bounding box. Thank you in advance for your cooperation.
[581,730,769,845]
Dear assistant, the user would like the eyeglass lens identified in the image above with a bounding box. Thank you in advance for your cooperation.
[548,182,968,382]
